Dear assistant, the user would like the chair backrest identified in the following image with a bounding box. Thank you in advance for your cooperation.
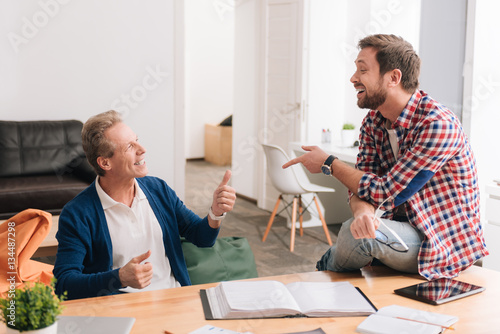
[262,144,307,195]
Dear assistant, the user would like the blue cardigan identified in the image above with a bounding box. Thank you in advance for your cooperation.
[53,176,219,300]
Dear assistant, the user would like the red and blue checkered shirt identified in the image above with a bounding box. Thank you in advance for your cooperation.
[355,90,488,280]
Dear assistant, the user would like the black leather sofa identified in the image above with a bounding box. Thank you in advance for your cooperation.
[0,120,96,220]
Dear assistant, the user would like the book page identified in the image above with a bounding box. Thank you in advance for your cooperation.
[220,280,301,318]
[205,285,232,319]
[356,305,459,334]
[356,314,442,334]
[286,281,376,316]
[376,305,458,327]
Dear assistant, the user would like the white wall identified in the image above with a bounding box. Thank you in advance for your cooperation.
[306,0,421,146]
[0,0,184,197]
[306,0,348,144]
[184,0,235,159]
[232,0,261,200]
[419,0,466,119]
[468,0,500,214]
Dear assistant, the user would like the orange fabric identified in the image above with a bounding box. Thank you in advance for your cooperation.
[0,209,54,297]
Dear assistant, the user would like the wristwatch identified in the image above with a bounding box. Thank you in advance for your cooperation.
[321,155,337,176]
[209,207,226,220]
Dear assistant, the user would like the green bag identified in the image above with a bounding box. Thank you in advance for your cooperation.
[181,237,258,285]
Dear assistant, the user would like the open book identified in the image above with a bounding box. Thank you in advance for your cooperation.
[200,280,377,320]
[356,305,459,334]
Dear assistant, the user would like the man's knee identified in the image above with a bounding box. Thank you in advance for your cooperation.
[336,217,376,259]
[337,218,355,242]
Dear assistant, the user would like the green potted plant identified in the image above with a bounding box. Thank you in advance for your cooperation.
[0,280,65,334]
[341,123,356,147]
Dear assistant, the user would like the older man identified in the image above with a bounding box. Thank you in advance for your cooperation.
[54,110,236,299]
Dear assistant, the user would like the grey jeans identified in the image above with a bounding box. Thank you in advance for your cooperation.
[316,218,424,273]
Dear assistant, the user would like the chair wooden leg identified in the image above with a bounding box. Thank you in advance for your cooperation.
[298,195,303,237]
[313,195,333,246]
[290,196,298,252]
[262,195,282,242]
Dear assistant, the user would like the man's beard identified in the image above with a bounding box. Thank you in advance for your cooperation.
[357,84,387,110]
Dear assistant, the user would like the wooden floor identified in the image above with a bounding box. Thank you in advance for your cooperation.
[32,160,341,277]
[185,159,340,277]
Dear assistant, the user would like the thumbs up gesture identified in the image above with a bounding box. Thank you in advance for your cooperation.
[119,250,154,289]
[210,170,236,222]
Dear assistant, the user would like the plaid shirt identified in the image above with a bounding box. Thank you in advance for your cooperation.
[356,90,488,280]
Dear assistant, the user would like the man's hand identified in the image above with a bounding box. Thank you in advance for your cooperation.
[119,250,153,289]
[350,211,380,239]
[282,145,329,173]
[211,169,236,217]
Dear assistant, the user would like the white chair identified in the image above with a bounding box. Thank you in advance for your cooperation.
[261,144,334,252]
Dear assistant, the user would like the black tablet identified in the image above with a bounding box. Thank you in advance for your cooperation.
[394,278,485,305]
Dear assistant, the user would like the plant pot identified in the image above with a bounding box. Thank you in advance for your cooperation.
[6,322,57,334]
[341,129,356,147]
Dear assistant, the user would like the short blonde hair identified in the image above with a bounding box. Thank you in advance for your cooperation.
[81,110,123,176]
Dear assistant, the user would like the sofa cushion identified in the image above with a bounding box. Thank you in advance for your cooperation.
[0,120,88,177]
[0,174,91,220]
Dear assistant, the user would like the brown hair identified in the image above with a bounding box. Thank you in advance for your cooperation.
[81,110,123,176]
[358,34,420,93]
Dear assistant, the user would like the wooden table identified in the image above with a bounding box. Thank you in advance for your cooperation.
[2,265,498,333]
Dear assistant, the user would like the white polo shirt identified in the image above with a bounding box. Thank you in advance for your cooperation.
[95,177,180,292]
